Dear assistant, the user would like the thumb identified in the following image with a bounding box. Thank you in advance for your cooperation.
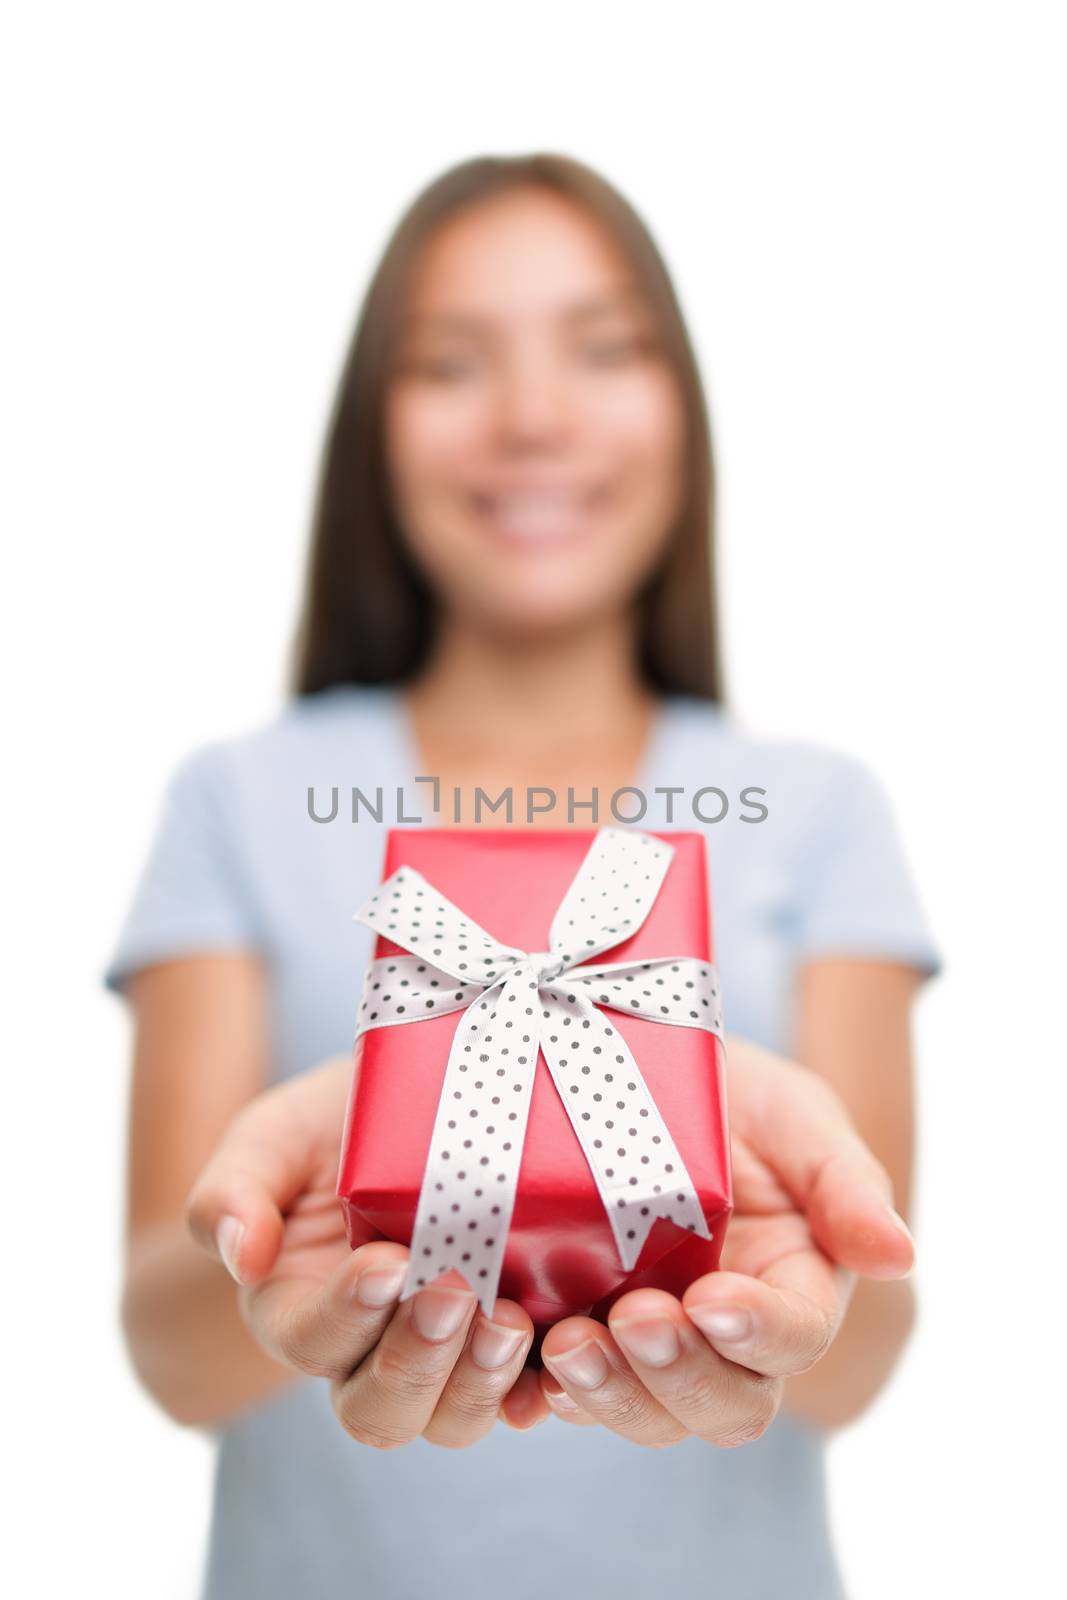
[184,1068,342,1284]
[805,1149,916,1280]
[730,1040,916,1280]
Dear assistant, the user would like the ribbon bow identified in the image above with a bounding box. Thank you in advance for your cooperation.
[352,827,724,1316]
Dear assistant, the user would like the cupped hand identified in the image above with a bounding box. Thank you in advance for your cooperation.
[538,1036,915,1444]
[185,1055,549,1446]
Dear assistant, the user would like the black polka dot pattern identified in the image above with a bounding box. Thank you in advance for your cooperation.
[354,863,528,1002]
[547,827,675,967]
[559,956,724,1038]
[397,962,537,1316]
[538,982,714,1271]
[352,953,485,1040]
[350,827,723,1316]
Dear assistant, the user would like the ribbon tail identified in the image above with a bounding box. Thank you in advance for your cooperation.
[538,984,712,1274]
[400,964,541,1318]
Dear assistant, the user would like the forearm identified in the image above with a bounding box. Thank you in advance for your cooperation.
[782,1276,916,1431]
[121,1219,297,1427]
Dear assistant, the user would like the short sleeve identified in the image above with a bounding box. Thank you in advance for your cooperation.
[789,752,943,980]
[102,743,265,998]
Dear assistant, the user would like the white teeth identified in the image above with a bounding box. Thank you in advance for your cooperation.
[480,491,592,542]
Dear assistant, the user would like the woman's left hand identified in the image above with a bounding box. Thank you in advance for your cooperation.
[538,1035,915,1444]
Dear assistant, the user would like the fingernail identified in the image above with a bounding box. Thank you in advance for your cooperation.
[612,1316,681,1367]
[687,1304,752,1344]
[512,1407,551,1428]
[216,1215,244,1283]
[354,1262,408,1308]
[470,1320,527,1370]
[412,1286,476,1342]
[884,1204,916,1248]
[546,1338,609,1390]
[543,1382,580,1411]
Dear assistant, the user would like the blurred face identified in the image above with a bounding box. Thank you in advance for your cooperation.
[383,188,686,639]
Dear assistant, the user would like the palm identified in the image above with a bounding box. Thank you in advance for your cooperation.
[718,1128,815,1282]
[707,1037,853,1305]
[232,1056,543,1425]
[238,1059,379,1330]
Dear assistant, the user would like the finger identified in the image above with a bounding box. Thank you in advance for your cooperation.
[500,1366,551,1431]
[807,1149,915,1280]
[243,1239,411,1376]
[422,1299,535,1447]
[603,1290,783,1446]
[540,1317,689,1447]
[681,1260,850,1379]
[330,1270,479,1450]
[731,1044,916,1279]
[185,1059,349,1283]
[539,1370,599,1426]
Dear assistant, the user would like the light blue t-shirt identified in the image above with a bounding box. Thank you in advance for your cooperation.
[103,686,941,1600]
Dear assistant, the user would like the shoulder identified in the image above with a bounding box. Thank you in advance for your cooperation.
[669,696,887,806]
[666,697,906,866]
[177,684,393,769]
[164,685,395,809]
[671,700,939,968]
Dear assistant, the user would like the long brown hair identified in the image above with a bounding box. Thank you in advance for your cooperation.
[289,153,724,703]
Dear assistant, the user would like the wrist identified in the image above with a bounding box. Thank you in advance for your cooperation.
[782,1277,917,1431]
[122,1219,294,1428]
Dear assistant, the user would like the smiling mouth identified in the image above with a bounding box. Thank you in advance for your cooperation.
[470,486,609,546]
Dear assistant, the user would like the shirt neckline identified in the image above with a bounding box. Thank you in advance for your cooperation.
[382,683,682,821]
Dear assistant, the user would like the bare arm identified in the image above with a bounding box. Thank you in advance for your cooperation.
[119,953,300,1426]
[782,957,923,1430]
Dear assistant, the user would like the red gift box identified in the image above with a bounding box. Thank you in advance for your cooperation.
[337,828,731,1332]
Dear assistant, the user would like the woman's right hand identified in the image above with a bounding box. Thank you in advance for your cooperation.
[185,1055,548,1446]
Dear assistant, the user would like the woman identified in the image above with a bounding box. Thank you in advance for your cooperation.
[106,154,941,1598]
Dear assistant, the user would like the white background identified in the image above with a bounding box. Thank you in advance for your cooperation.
[4,3,1064,1595]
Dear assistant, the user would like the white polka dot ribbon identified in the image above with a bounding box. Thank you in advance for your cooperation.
[351,827,724,1317]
